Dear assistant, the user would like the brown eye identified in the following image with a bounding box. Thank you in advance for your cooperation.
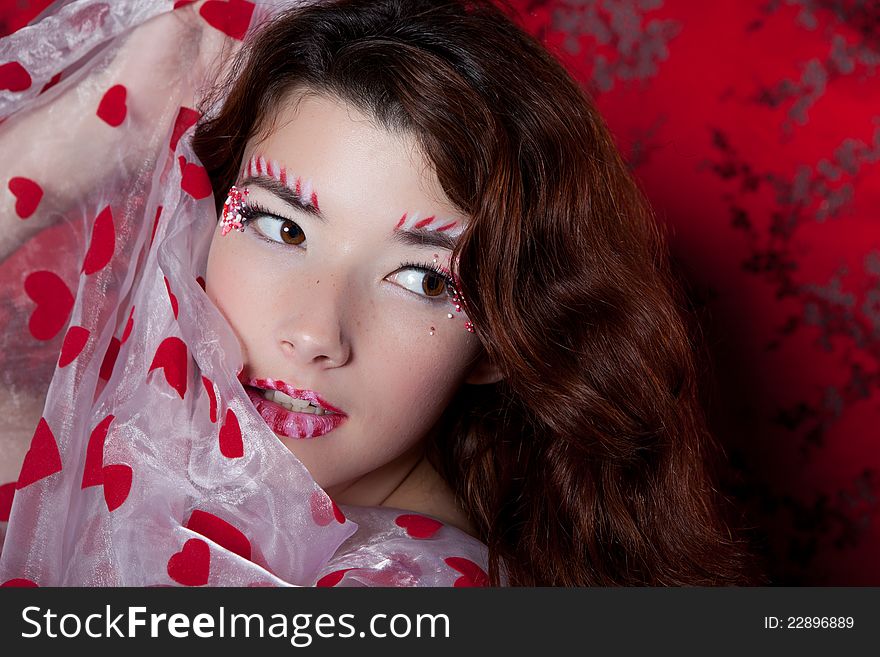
[422,272,447,297]
[280,220,305,245]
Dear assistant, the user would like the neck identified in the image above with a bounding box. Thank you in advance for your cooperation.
[324,440,425,508]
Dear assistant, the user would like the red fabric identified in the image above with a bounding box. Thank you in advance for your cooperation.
[3,0,878,585]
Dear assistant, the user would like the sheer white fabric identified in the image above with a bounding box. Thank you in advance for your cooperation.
[0,0,490,587]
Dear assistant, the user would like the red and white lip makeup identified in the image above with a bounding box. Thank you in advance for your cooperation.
[243,154,320,210]
[241,376,347,440]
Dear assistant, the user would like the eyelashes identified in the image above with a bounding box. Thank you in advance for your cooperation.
[236,203,456,302]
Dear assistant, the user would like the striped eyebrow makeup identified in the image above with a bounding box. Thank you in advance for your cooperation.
[243,154,320,210]
[394,212,464,240]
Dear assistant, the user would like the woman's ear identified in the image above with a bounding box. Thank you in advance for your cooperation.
[464,352,504,385]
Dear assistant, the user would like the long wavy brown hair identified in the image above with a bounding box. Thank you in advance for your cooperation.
[193,0,763,586]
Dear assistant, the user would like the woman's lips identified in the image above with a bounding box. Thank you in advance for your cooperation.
[244,386,347,440]
[244,376,345,414]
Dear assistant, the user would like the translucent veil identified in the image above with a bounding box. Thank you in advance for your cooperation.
[0,0,491,587]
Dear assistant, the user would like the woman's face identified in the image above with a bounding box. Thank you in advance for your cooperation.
[205,92,497,501]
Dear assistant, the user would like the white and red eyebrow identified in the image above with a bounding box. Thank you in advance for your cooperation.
[394,211,464,239]
[243,154,320,210]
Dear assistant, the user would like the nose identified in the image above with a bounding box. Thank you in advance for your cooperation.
[278,280,352,369]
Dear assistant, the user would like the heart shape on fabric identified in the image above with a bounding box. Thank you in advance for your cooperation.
[1,578,39,587]
[148,336,188,399]
[201,376,218,423]
[0,482,14,521]
[163,277,179,319]
[96,84,127,127]
[16,418,62,490]
[39,72,62,95]
[185,510,252,561]
[0,61,32,92]
[58,325,89,368]
[150,206,163,246]
[170,106,200,152]
[180,161,213,200]
[199,0,255,41]
[218,408,243,458]
[309,490,345,526]
[395,514,443,539]
[316,568,355,587]
[99,336,121,382]
[167,538,210,586]
[444,557,489,587]
[82,414,115,489]
[102,464,132,512]
[82,205,115,275]
[120,306,135,344]
[8,177,43,219]
[24,270,73,341]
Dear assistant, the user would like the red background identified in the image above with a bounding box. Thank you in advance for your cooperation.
[3,0,879,585]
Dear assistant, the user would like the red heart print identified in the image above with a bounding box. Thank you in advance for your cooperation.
[170,106,200,151]
[102,464,132,512]
[16,418,62,490]
[174,0,198,8]
[39,72,63,95]
[218,408,243,458]
[309,490,345,526]
[120,306,135,344]
[185,510,251,560]
[8,177,43,219]
[150,206,163,246]
[199,0,255,41]
[180,161,213,200]
[1,578,38,587]
[163,277,179,319]
[24,270,73,341]
[167,538,210,586]
[0,482,14,521]
[99,336,120,381]
[395,514,443,539]
[0,61,32,92]
[201,376,218,423]
[82,205,115,275]
[444,557,489,587]
[196,275,206,291]
[316,568,355,587]
[82,414,114,489]
[148,336,188,399]
[96,84,127,127]
[58,325,89,367]
[332,500,345,523]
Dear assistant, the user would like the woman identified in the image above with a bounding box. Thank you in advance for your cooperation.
[0,0,757,586]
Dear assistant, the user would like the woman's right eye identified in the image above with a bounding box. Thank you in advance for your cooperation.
[250,214,306,246]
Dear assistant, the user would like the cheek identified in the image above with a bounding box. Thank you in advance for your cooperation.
[205,233,275,343]
[362,317,475,430]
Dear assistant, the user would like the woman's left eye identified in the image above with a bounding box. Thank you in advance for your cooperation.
[389,267,452,300]
[249,213,306,246]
